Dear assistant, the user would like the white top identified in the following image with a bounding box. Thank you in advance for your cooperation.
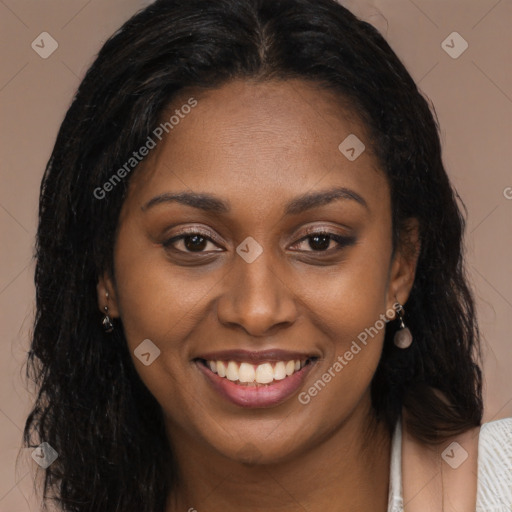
[387,417,512,512]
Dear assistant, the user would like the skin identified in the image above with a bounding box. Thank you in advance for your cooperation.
[97,78,419,511]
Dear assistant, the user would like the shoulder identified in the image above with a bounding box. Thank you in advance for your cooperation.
[476,417,512,511]
[478,417,512,465]
[479,416,512,439]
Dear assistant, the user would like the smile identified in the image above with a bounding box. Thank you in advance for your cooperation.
[194,351,318,408]
[201,358,311,385]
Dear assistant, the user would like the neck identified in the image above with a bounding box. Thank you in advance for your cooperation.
[165,399,391,512]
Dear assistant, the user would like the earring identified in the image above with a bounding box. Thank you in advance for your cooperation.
[393,302,412,349]
[102,292,114,333]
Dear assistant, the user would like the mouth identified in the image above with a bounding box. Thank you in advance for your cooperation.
[193,353,318,408]
[197,358,314,385]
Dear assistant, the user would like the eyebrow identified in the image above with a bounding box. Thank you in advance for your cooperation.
[141,186,368,215]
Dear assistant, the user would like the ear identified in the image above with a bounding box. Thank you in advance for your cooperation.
[386,218,421,315]
[96,271,120,318]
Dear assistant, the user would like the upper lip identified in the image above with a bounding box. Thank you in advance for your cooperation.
[194,349,319,364]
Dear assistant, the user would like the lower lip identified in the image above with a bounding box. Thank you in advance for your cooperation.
[195,360,316,408]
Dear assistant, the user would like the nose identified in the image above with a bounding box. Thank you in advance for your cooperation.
[216,248,298,337]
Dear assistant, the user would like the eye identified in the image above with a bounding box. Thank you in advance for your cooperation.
[163,229,223,253]
[291,229,356,252]
[162,227,356,255]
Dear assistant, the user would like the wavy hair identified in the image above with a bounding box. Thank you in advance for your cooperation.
[22,0,482,510]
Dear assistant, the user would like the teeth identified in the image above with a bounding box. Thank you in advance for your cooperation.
[273,361,287,380]
[255,363,274,384]
[226,361,239,381]
[204,358,311,385]
[238,362,255,383]
[217,361,226,378]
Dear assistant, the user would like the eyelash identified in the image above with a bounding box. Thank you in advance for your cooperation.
[162,227,355,255]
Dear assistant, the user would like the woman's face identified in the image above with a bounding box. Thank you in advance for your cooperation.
[99,79,417,464]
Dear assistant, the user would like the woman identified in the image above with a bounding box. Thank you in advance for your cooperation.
[22,0,511,510]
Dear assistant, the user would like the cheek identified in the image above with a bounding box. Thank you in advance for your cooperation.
[112,222,219,351]
[310,233,392,344]
[299,232,393,407]
[111,225,221,419]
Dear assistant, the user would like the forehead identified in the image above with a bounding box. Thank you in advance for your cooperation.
[122,78,389,220]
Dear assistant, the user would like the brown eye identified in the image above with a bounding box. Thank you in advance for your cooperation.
[306,233,331,251]
[292,230,356,253]
[163,231,223,253]
[182,234,209,252]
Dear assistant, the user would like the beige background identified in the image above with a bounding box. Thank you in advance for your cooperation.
[1,0,511,510]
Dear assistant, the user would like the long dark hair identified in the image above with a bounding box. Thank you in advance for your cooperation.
[22,0,483,510]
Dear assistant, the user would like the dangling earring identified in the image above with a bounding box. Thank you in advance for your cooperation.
[102,292,114,333]
[394,301,412,348]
